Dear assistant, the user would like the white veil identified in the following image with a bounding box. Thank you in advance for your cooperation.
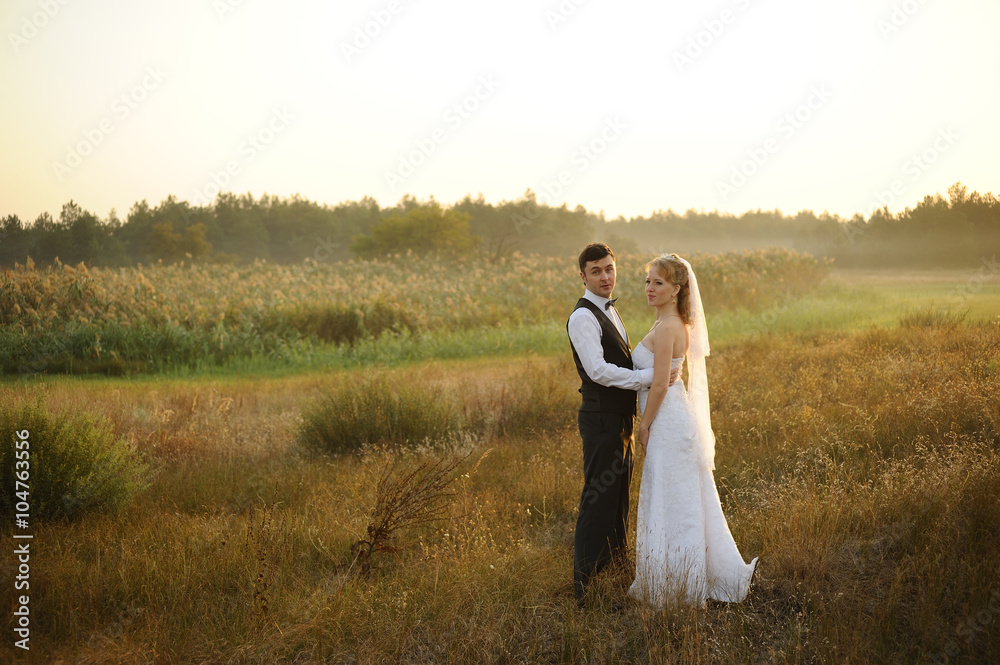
[674,255,716,471]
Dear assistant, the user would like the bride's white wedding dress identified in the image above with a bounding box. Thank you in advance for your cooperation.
[628,343,757,608]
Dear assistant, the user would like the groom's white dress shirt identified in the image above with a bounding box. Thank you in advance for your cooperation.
[567,289,654,391]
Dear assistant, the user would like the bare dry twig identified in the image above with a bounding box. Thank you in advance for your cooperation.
[350,451,471,574]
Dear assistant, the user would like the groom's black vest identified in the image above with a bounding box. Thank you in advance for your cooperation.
[567,298,638,416]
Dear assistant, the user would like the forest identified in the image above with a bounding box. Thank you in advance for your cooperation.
[1,182,996,269]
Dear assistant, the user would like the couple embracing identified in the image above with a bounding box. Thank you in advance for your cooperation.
[567,242,758,609]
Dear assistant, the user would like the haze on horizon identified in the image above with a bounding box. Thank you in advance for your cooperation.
[1,0,998,225]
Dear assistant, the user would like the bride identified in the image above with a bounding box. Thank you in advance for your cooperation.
[628,253,758,608]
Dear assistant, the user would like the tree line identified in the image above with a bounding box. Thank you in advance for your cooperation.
[1,182,996,269]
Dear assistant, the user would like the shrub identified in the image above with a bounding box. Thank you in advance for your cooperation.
[458,359,577,439]
[0,394,154,521]
[298,374,455,455]
[264,302,363,345]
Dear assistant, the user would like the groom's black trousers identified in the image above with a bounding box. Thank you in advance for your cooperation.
[574,410,635,600]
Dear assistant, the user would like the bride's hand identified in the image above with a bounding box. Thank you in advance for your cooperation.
[637,425,650,454]
[668,366,680,386]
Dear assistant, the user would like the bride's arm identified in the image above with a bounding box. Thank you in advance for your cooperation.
[637,320,676,453]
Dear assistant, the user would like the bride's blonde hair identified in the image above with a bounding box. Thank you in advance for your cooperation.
[645,253,692,325]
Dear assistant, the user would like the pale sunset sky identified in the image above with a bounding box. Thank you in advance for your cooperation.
[1,0,997,225]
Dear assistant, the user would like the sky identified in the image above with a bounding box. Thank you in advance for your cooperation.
[1,0,998,225]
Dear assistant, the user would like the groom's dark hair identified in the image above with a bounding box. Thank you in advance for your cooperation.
[578,242,615,272]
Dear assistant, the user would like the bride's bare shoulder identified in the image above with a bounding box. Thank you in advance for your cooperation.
[652,316,689,360]
[652,316,683,346]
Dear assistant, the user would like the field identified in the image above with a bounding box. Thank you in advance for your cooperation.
[0,249,828,376]
[1,255,999,664]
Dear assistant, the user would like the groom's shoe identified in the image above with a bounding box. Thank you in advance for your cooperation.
[576,595,626,614]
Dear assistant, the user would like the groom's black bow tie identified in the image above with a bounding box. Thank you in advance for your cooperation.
[604,298,618,310]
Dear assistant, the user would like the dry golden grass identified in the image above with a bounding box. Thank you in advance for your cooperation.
[1,319,998,663]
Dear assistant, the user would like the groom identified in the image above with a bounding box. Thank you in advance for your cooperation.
[566,243,677,603]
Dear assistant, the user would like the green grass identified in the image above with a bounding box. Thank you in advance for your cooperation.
[163,321,571,380]
[681,270,1000,349]
[0,322,568,385]
[825,267,1000,320]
